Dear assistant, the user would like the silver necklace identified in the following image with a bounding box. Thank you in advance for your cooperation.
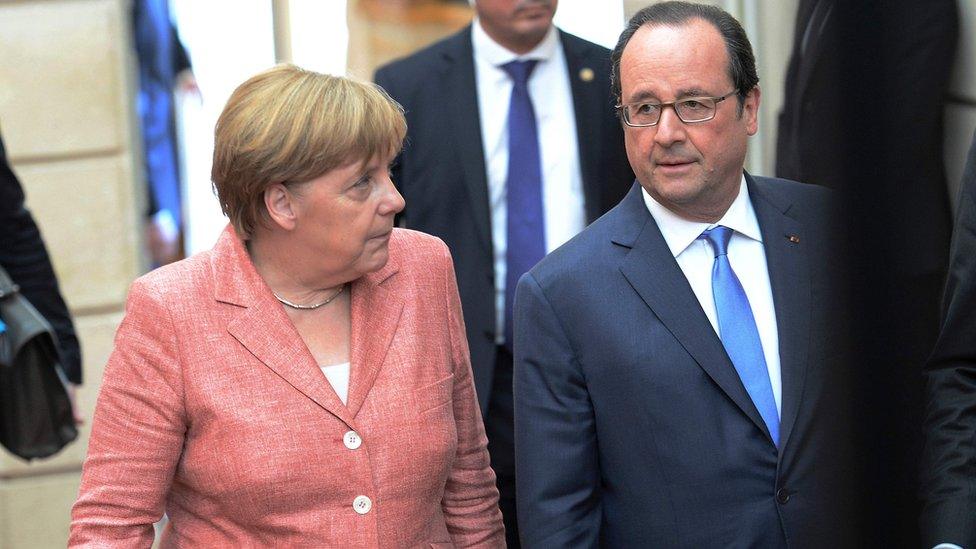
[273,284,345,310]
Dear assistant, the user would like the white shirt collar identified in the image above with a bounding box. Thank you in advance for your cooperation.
[641,175,763,258]
[472,17,559,66]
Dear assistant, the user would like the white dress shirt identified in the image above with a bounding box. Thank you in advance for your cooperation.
[642,177,782,414]
[320,362,350,405]
[472,19,586,344]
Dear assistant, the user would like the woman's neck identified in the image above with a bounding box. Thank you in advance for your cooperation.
[247,230,346,304]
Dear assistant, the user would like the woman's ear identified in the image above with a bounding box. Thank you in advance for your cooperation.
[263,183,299,231]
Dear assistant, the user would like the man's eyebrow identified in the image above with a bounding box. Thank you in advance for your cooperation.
[624,87,713,104]
[674,87,710,98]
[623,89,660,104]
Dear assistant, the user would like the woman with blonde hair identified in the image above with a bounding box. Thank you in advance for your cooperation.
[70,64,504,547]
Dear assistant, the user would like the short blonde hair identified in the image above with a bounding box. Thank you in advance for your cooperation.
[211,64,406,238]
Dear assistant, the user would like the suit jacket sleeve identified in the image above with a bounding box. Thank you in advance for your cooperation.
[438,245,505,547]
[0,135,82,383]
[69,278,187,547]
[513,272,601,548]
[920,129,976,549]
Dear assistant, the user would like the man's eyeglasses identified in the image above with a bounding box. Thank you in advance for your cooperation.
[617,90,738,127]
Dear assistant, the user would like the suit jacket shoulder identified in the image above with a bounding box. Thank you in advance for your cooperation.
[374,27,471,97]
[135,227,455,308]
[750,175,835,218]
[530,175,836,290]
[526,183,645,294]
[558,28,610,55]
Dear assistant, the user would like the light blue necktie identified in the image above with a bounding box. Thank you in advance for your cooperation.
[702,226,780,446]
[502,59,545,350]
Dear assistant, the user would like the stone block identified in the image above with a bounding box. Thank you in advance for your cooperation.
[0,472,80,548]
[13,157,140,311]
[0,0,131,161]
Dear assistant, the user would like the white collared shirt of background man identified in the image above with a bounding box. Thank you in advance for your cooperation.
[643,176,783,414]
[472,19,587,345]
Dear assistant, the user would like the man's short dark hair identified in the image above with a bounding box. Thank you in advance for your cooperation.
[610,1,759,113]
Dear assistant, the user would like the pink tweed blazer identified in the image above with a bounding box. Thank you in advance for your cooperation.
[70,227,504,547]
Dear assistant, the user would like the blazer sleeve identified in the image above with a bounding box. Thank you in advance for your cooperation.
[438,245,506,547]
[513,272,601,548]
[69,278,187,547]
[920,129,976,549]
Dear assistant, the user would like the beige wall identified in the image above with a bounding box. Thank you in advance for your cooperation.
[346,0,473,81]
[0,0,141,547]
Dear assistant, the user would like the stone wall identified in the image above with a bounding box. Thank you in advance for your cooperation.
[0,0,141,547]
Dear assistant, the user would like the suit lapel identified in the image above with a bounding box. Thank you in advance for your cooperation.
[345,253,403,418]
[613,186,772,441]
[748,175,811,453]
[441,27,492,251]
[561,30,606,223]
[213,227,356,427]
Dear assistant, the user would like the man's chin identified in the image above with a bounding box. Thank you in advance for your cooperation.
[649,179,707,205]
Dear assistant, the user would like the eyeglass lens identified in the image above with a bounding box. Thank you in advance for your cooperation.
[627,97,717,125]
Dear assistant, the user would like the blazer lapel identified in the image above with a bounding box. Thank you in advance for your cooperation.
[441,26,492,251]
[213,226,356,427]
[747,175,811,453]
[613,186,773,442]
[345,251,404,418]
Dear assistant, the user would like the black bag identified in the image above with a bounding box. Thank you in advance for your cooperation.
[0,265,78,460]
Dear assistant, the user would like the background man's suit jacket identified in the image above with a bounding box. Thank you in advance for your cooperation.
[0,132,81,383]
[514,176,857,548]
[920,128,976,549]
[70,227,504,547]
[374,25,633,411]
[776,0,956,275]
[775,3,959,542]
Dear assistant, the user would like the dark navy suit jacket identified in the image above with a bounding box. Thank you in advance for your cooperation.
[375,26,633,413]
[920,127,976,548]
[514,175,857,548]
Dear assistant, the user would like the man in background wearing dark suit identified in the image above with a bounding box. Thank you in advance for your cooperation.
[515,3,856,546]
[0,131,82,416]
[374,1,632,544]
[920,128,976,549]
[776,2,958,544]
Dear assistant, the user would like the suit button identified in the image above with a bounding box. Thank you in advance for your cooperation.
[353,495,372,514]
[343,430,362,450]
[776,488,791,504]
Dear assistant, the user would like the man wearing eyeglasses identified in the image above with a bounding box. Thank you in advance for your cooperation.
[513,2,857,547]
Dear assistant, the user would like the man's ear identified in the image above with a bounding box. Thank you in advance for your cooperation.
[264,183,299,231]
[743,85,761,136]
